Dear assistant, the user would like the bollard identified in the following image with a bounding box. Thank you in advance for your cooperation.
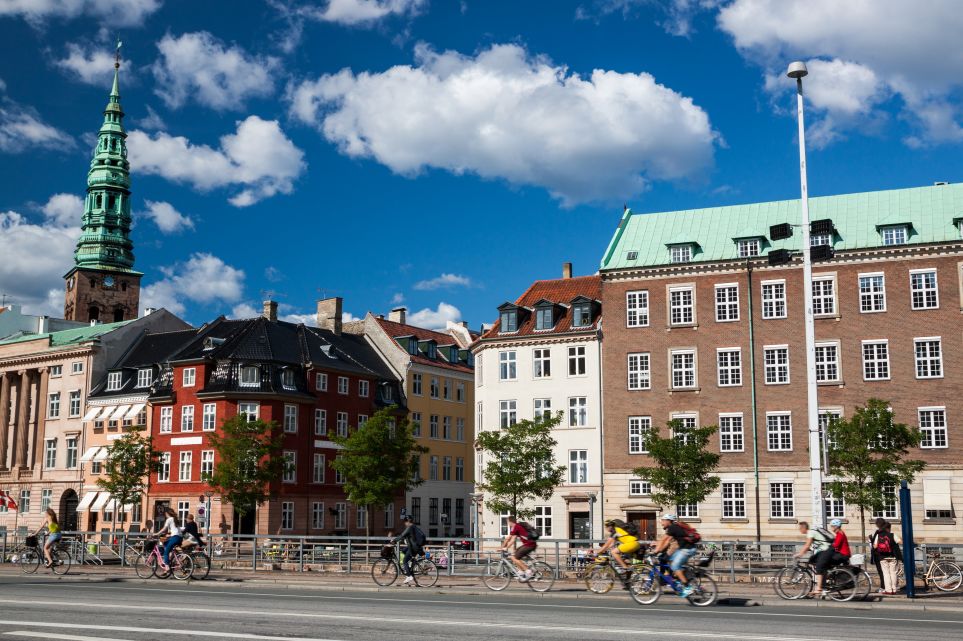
[347,538,352,574]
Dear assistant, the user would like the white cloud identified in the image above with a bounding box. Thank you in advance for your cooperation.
[141,253,245,316]
[390,292,404,305]
[264,266,283,282]
[575,1,721,36]
[141,200,194,233]
[229,303,259,319]
[413,273,472,291]
[127,116,306,206]
[151,32,279,111]
[136,105,166,131]
[0,103,73,153]
[289,43,716,205]
[41,193,83,227]
[0,0,161,27]
[229,302,360,326]
[407,302,461,330]
[54,43,119,86]
[301,0,425,26]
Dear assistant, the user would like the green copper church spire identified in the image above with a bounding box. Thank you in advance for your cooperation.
[72,39,139,273]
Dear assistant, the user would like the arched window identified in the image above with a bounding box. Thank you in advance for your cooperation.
[88,306,100,321]
[121,281,127,291]
[108,194,116,210]
[113,308,124,323]
[95,194,103,209]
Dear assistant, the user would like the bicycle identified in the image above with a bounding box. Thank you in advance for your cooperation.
[133,538,194,580]
[370,545,439,587]
[17,535,71,576]
[897,550,962,592]
[628,549,718,607]
[184,543,212,580]
[773,559,859,602]
[580,552,647,594]
[482,550,555,593]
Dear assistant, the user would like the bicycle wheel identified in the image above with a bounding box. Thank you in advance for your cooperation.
[191,552,211,580]
[134,553,158,579]
[774,566,812,600]
[414,558,439,588]
[526,561,555,593]
[627,569,662,605]
[482,561,512,591]
[826,567,857,602]
[585,565,616,594]
[50,548,71,576]
[686,574,718,607]
[852,569,872,601]
[172,552,194,580]
[19,547,40,574]
[371,558,399,586]
[930,561,963,592]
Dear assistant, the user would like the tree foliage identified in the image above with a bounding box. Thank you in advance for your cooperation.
[205,415,287,518]
[826,398,925,541]
[475,413,566,519]
[632,419,721,512]
[97,428,160,531]
[330,407,427,535]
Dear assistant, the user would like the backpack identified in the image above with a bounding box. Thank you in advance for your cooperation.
[612,519,640,538]
[876,532,892,556]
[519,521,540,541]
[410,525,426,548]
[678,521,701,545]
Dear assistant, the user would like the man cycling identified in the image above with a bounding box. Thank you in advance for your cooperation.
[793,520,832,562]
[651,513,696,597]
[595,519,642,575]
[391,515,426,586]
[500,515,536,582]
[810,518,851,596]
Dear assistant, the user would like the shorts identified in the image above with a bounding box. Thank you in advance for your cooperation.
[669,547,697,572]
[514,543,537,560]
[617,541,642,556]
[47,533,62,544]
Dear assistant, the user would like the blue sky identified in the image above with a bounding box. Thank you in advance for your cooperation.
[2,1,962,330]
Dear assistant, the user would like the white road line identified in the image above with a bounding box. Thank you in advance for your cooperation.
[0,621,343,641]
[4,631,136,641]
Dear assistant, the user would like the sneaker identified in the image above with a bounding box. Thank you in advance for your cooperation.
[518,571,532,582]
[402,576,414,585]
[679,585,694,598]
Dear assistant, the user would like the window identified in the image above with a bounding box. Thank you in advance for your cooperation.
[44,439,56,468]
[919,408,948,448]
[429,456,438,481]
[671,414,697,444]
[49,365,62,377]
[476,402,483,432]
[429,415,439,438]
[335,503,347,530]
[881,225,908,246]
[336,412,349,437]
[202,403,216,431]
[160,407,172,433]
[238,402,259,422]
[533,348,551,378]
[71,362,83,375]
[90,461,102,475]
[411,498,421,525]
[316,372,328,391]
[627,353,650,390]
[811,233,831,247]
[770,482,795,518]
[533,398,552,421]
[715,284,739,322]
[180,405,194,432]
[910,270,939,309]
[824,484,845,519]
[179,451,192,481]
[47,393,60,419]
[456,382,465,402]
[201,450,214,479]
[337,376,348,395]
[859,274,886,312]
[312,502,325,529]
[500,310,518,333]
[410,412,421,437]
[535,306,554,330]
[915,338,943,378]
[429,498,439,525]
[176,500,190,524]
[281,502,294,530]
[628,416,650,454]
[443,416,452,440]
[812,276,836,316]
[456,418,465,441]
[334,453,345,484]
[107,371,122,391]
[442,456,452,481]
[761,281,787,319]
[819,410,842,450]
[455,499,464,525]
[499,400,516,428]
[384,503,394,529]
[455,457,465,481]
[568,397,587,427]
[923,478,952,519]
[158,453,170,482]
[443,379,451,400]
[533,506,553,537]
[281,369,295,389]
[356,505,367,529]
[669,287,694,325]
[815,343,840,383]
[573,303,593,327]
[738,239,760,258]
[134,368,151,388]
[722,482,746,518]
[629,479,652,496]
[283,451,296,483]
[767,413,793,451]
[873,483,898,519]
[498,351,517,381]
[670,244,692,263]
[41,489,52,513]
[19,490,30,513]
[283,404,298,433]
[670,349,696,389]
[430,377,440,398]
[677,502,698,519]
[862,341,890,380]
[412,373,422,395]
[568,346,586,376]
[68,391,81,417]
[61,437,76,469]
[716,349,742,387]
[626,290,649,327]
[719,414,744,452]
[182,367,196,387]
[764,346,790,384]
[569,450,588,484]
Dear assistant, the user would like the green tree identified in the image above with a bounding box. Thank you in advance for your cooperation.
[97,428,160,533]
[330,407,427,537]
[826,398,925,542]
[475,412,566,519]
[205,416,287,526]
[632,419,721,515]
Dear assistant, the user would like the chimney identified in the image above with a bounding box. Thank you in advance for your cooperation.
[143,307,156,317]
[317,297,343,335]
[562,262,573,279]
[263,300,278,322]
[388,307,407,324]
[460,321,469,329]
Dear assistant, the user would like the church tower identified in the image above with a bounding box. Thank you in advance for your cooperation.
[64,42,142,323]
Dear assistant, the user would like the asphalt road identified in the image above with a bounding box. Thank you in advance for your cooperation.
[2,576,962,641]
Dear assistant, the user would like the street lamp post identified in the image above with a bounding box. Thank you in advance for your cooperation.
[787,60,824,528]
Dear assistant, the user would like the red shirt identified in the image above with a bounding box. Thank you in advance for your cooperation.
[510,523,533,546]
[833,530,851,556]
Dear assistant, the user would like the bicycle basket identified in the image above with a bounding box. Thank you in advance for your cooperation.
[696,550,716,567]
[25,536,38,548]
[849,553,865,566]
[380,545,394,560]
[144,539,158,553]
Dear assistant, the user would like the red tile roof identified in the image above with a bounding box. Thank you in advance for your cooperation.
[375,317,474,373]
[480,275,602,340]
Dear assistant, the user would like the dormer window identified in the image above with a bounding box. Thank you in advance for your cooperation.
[406,337,418,355]
[810,233,832,247]
[737,239,761,258]
[240,366,259,387]
[535,307,554,330]
[382,385,394,402]
[135,368,153,388]
[449,346,460,362]
[670,244,692,264]
[572,303,593,327]
[626,251,638,261]
[281,369,295,389]
[425,342,437,359]
[881,225,908,246]
[106,371,122,391]
[500,310,518,333]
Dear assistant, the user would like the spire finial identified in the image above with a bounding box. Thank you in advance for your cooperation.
[115,38,122,70]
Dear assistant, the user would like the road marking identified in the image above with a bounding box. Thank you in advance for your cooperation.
[0,622,343,641]
[4,631,136,641]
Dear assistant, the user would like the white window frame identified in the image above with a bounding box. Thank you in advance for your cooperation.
[910,269,939,310]
[714,283,739,322]
[668,286,695,326]
[881,225,908,246]
[533,398,552,421]
[238,402,259,422]
[858,273,886,313]
[201,450,214,479]
[283,404,298,433]
[761,280,787,319]
[44,439,57,469]
[47,392,60,419]
[533,348,551,379]
[359,380,369,397]
[68,391,81,417]
[182,367,196,387]
[336,412,349,437]
[178,451,192,482]
[158,452,170,482]
[180,405,194,432]
[861,340,890,381]
[106,371,122,391]
[499,400,517,429]
[499,351,517,381]
[914,337,943,379]
[160,406,173,433]
[814,341,841,383]
[737,238,760,258]
[312,502,325,530]
[568,450,588,484]
[313,453,326,484]
[202,403,216,431]
[812,275,836,317]
[627,352,650,390]
[283,450,296,483]
[315,372,328,392]
[763,345,790,385]
[919,407,948,449]
[568,345,587,377]
[766,412,793,451]
[629,479,652,496]
[337,376,349,395]
[670,244,692,264]
[335,503,347,529]
[65,437,78,468]
[71,362,83,375]
[281,502,294,530]
[670,349,697,389]
[628,416,650,454]
[722,481,746,518]
[626,290,649,327]
[314,409,327,435]
[770,482,795,518]
[568,397,588,427]
[716,348,742,387]
[719,413,744,452]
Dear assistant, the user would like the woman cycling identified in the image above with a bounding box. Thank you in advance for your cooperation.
[156,508,184,571]
[33,508,61,567]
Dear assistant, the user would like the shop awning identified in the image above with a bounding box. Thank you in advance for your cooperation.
[96,406,116,421]
[125,403,146,420]
[91,493,111,512]
[75,492,99,512]
[103,498,132,513]
[79,447,100,463]
[93,447,109,462]
[81,407,102,422]
[110,405,131,421]
[923,478,952,511]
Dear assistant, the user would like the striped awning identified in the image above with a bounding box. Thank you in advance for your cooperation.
[75,492,98,512]
[81,407,102,422]
[109,405,131,421]
[96,406,116,421]
[125,403,146,419]
[91,493,111,512]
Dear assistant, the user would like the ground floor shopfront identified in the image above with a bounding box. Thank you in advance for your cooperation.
[478,483,604,544]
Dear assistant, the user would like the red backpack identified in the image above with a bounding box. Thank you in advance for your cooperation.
[678,521,701,545]
[876,532,892,555]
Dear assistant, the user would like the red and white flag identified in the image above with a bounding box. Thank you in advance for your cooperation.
[0,490,17,510]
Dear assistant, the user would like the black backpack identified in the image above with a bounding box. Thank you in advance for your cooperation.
[410,525,426,548]
[519,521,540,541]
[610,518,640,538]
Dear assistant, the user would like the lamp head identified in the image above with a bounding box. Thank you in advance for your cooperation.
[787,61,808,79]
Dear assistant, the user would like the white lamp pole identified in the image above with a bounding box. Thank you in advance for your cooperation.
[787,61,823,527]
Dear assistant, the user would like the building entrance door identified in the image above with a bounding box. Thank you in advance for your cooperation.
[569,511,590,547]
[626,511,658,540]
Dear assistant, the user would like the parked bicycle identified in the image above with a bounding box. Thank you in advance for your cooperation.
[133,538,194,580]
[629,548,718,607]
[370,544,439,587]
[482,550,554,593]
[897,550,962,592]
[774,558,860,602]
[17,535,71,575]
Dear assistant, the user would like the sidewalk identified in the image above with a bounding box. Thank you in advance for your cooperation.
[4,565,960,613]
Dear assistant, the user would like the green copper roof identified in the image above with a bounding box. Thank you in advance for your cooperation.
[601,183,963,271]
[0,320,131,347]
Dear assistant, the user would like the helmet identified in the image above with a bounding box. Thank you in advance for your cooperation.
[604,519,616,526]
[660,513,677,522]
[829,518,843,527]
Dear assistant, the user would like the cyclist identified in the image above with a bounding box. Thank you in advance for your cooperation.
[500,515,536,582]
[793,521,832,562]
[651,513,696,597]
[33,508,61,567]
[810,518,851,596]
[155,507,184,572]
[391,515,426,586]
[595,519,642,576]
[183,514,205,549]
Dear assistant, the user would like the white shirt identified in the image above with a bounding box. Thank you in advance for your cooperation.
[161,516,183,537]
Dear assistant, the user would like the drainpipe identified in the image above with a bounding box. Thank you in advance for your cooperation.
[596,325,604,542]
[747,259,762,543]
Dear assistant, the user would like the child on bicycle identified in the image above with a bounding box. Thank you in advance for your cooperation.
[32,508,61,568]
